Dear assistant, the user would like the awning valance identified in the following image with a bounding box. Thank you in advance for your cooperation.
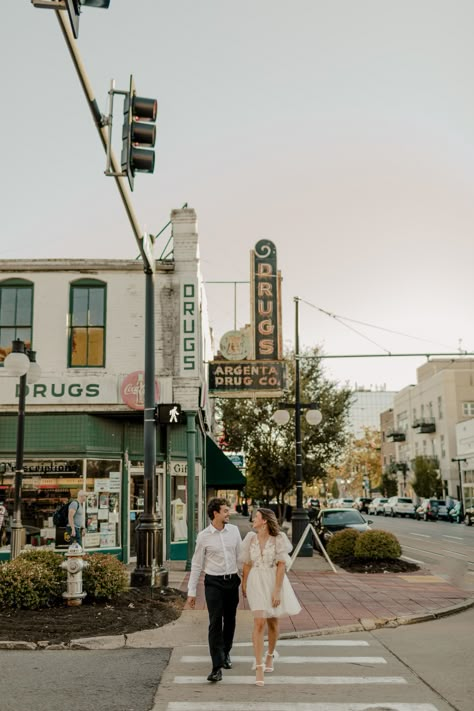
[205,436,246,489]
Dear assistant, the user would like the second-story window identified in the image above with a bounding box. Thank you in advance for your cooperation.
[0,279,33,364]
[463,402,474,417]
[69,280,106,367]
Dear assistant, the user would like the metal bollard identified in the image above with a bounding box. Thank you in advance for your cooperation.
[61,543,89,607]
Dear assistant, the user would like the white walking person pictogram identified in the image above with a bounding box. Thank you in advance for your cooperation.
[169,405,180,423]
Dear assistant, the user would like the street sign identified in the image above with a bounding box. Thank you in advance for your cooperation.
[155,403,185,425]
[225,453,245,468]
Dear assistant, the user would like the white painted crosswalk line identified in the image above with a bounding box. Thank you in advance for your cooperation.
[217,639,371,647]
[173,675,407,685]
[166,703,439,711]
[180,655,387,664]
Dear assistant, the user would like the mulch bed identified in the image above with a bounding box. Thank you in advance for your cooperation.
[0,587,186,644]
[336,557,420,574]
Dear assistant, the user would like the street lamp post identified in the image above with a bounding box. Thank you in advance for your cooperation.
[272,297,322,557]
[4,339,41,560]
[451,457,467,511]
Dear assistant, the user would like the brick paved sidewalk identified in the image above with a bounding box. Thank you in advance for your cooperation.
[180,513,473,635]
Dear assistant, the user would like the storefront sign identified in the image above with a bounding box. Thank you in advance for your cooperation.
[180,279,198,376]
[120,371,160,410]
[251,239,282,360]
[0,461,79,474]
[208,361,287,394]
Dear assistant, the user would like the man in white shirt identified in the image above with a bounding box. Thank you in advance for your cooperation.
[188,497,242,682]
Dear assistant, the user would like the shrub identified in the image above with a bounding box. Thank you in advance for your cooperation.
[326,528,360,562]
[0,551,65,609]
[83,553,128,600]
[354,529,402,560]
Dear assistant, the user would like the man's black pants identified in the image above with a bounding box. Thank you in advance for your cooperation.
[204,573,240,670]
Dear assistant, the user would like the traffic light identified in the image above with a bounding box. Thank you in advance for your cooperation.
[64,0,111,39]
[121,75,157,192]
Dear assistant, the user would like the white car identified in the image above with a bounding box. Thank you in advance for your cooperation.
[368,497,388,516]
[383,496,416,518]
[335,498,354,508]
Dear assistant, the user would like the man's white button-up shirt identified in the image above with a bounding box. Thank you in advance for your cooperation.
[187,522,242,597]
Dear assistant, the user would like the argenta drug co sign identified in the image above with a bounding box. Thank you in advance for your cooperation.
[208,361,286,393]
[208,239,286,397]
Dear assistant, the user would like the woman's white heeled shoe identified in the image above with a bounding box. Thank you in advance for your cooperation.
[264,649,279,672]
[255,663,265,686]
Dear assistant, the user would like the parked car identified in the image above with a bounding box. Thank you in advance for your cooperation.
[353,497,372,514]
[383,496,416,518]
[368,497,388,516]
[415,498,440,521]
[315,508,372,547]
[449,501,463,524]
[464,504,474,526]
[334,498,355,508]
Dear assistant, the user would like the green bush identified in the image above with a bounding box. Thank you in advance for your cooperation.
[326,528,360,562]
[83,553,128,600]
[354,529,402,560]
[0,551,65,609]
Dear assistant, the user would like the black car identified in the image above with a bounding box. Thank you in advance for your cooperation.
[353,497,372,514]
[315,508,372,547]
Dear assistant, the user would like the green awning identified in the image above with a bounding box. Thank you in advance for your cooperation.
[205,436,246,489]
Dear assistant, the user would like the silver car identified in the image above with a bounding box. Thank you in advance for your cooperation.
[368,497,388,516]
[383,496,416,518]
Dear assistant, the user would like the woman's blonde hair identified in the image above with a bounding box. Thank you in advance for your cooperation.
[256,507,280,537]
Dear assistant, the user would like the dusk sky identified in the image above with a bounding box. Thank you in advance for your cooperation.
[3,1,474,391]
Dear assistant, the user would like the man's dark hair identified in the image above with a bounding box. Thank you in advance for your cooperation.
[207,497,229,520]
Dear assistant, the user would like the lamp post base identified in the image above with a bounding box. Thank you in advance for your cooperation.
[10,522,24,560]
[291,508,313,557]
[130,513,168,588]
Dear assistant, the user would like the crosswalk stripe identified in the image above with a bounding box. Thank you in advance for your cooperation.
[180,655,387,664]
[195,640,370,647]
[173,675,407,685]
[165,703,437,710]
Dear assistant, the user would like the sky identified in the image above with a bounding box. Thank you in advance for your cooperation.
[3,1,474,392]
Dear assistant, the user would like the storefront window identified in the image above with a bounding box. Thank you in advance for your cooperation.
[84,459,121,549]
[0,458,121,552]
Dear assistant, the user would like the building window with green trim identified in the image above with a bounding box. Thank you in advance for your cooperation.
[0,279,33,365]
[69,281,106,367]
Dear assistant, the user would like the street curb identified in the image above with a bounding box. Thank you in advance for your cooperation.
[1,598,473,650]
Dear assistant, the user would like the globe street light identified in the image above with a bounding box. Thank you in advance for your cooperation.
[4,339,41,560]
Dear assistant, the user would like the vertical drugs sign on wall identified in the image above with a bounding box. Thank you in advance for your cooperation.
[251,239,282,361]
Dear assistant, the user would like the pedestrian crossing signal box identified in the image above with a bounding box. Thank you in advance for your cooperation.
[155,404,185,425]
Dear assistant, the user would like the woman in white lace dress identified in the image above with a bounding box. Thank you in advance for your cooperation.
[240,508,301,686]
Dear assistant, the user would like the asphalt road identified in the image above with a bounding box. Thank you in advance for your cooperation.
[365,512,474,589]
[0,648,170,711]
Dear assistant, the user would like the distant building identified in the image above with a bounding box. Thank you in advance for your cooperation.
[347,387,396,439]
[390,359,474,499]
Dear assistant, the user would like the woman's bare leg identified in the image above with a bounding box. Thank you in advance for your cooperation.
[265,617,279,669]
[252,617,266,684]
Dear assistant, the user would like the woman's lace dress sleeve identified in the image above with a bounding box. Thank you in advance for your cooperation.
[274,531,292,567]
[239,531,255,565]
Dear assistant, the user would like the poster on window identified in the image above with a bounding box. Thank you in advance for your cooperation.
[86,493,98,512]
[86,513,98,533]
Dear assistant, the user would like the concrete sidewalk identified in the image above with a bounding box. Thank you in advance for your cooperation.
[3,513,472,651]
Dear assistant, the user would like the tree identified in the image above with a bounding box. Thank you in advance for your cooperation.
[330,480,340,499]
[216,346,352,516]
[380,467,398,497]
[411,456,442,498]
[337,427,382,496]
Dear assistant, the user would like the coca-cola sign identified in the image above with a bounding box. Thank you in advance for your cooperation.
[120,371,160,410]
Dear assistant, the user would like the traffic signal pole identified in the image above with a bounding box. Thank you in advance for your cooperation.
[54,9,167,588]
[55,9,147,260]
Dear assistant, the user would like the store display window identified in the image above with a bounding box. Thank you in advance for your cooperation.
[0,458,122,552]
